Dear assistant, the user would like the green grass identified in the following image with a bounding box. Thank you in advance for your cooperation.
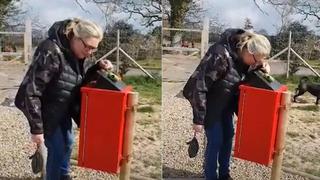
[137,106,155,113]
[136,59,161,69]
[294,105,319,111]
[273,75,320,92]
[123,75,161,104]
[305,60,320,69]
[293,60,320,69]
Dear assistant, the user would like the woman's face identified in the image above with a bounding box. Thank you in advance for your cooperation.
[241,48,265,66]
[70,37,100,59]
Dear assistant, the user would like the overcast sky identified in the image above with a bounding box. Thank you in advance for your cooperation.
[21,0,153,33]
[203,0,318,35]
[20,0,318,35]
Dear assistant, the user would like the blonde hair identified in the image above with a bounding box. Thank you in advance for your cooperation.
[237,31,271,57]
[64,18,103,41]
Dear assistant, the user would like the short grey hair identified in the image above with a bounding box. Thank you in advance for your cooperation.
[65,18,103,41]
[237,31,271,57]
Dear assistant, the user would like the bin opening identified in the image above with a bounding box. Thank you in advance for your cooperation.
[86,70,127,91]
[243,70,282,91]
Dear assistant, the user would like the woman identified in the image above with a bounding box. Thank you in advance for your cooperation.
[183,29,271,180]
[15,18,113,180]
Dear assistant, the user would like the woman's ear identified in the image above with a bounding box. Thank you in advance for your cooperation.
[67,31,74,40]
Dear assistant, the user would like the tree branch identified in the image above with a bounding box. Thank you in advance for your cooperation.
[74,0,92,14]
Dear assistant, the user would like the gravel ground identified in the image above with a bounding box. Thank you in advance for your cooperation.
[0,104,119,180]
[0,60,161,180]
[162,81,318,180]
[162,54,319,180]
[0,105,161,180]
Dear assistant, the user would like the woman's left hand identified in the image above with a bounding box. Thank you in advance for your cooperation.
[260,61,270,74]
[98,59,113,71]
[254,61,270,74]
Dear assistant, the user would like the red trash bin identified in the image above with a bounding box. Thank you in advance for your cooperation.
[234,84,287,165]
[78,86,132,173]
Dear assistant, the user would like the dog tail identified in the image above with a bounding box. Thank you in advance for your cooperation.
[300,76,309,84]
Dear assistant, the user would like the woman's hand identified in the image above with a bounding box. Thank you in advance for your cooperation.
[98,59,113,71]
[31,134,44,145]
[260,61,271,74]
[193,124,204,135]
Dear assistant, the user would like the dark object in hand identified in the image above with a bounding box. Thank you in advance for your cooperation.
[293,76,320,105]
[29,147,43,174]
[186,136,199,158]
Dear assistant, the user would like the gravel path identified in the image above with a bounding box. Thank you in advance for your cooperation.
[0,60,161,180]
[162,82,309,180]
[162,54,319,180]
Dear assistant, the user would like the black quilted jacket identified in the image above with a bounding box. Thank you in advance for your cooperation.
[15,19,100,135]
[183,28,250,127]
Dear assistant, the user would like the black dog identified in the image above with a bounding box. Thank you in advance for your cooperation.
[293,77,320,105]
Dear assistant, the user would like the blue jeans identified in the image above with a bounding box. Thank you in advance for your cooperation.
[44,119,74,180]
[204,113,234,180]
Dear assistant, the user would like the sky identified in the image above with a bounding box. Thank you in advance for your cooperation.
[19,0,318,35]
[202,0,319,35]
[20,0,155,34]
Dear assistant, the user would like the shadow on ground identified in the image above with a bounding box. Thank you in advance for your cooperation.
[162,165,203,178]
[0,177,41,180]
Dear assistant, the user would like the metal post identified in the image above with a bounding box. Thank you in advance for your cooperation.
[269,47,289,60]
[0,37,2,61]
[116,29,120,74]
[24,19,32,65]
[286,31,292,79]
[119,48,154,79]
[291,48,320,78]
[201,17,209,58]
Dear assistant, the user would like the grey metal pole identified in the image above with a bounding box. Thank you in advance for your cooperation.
[116,29,120,74]
[286,31,292,79]
[24,19,32,65]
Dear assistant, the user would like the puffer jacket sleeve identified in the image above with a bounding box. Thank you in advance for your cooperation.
[186,46,229,125]
[69,58,102,127]
[15,47,61,134]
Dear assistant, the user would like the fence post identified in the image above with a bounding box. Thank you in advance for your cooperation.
[0,37,2,61]
[24,19,32,65]
[119,92,138,180]
[116,29,120,74]
[201,17,209,58]
[286,31,292,79]
[271,92,291,180]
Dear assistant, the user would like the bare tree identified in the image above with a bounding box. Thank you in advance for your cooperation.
[254,0,320,28]
[163,0,205,46]
[74,0,162,27]
[243,17,254,30]
[122,0,162,27]
[0,0,25,30]
[163,0,204,28]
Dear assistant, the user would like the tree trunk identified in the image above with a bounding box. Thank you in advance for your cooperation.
[169,0,190,47]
